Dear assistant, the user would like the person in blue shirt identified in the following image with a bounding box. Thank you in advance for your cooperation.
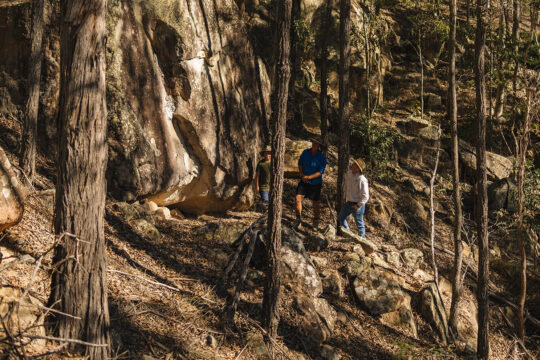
[295,137,327,230]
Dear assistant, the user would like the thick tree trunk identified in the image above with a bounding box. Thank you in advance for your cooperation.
[49,0,110,358]
[474,0,489,358]
[319,0,333,148]
[515,90,532,341]
[262,0,292,341]
[448,0,464,337]
[19,0,45,183]
[336,0,351,223]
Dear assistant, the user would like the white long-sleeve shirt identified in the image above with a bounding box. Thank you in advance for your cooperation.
[344,170,369,207]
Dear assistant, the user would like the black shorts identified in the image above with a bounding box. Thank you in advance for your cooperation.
[296,182,322,201]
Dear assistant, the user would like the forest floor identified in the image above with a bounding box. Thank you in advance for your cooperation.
[1,108,539,359]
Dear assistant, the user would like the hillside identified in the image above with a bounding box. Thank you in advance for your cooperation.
[0,0,539,359]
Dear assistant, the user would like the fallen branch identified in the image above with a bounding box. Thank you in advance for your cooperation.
[20,334,108,347]
[107,269,218,305]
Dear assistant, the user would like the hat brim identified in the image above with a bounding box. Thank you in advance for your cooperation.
[352,159,364,171]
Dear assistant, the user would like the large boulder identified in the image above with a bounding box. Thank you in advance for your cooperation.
[353,268,417,336]
[459,140,512,181]
[488,177,517,215]
[105,0,270,213]
[353,268,410,315]
[281,229,323,297]
[295,294,337,345]
[0,147,24,232]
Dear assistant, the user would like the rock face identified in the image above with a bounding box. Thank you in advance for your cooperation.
[284,138,311,176]
[0,147,24,232]
[459,140,512,181]
[420,282,450,345]
[105,0,270,213]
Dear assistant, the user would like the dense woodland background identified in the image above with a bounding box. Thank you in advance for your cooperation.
[0,0,539,359]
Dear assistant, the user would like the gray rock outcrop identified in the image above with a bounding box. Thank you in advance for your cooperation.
[0,147,24,232]
[459,140,513,181]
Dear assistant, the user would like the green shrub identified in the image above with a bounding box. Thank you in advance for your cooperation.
[351,116,400,173]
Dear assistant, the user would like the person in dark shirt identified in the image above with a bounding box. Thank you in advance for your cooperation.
[295,137,327,230]
[256,145,272,203]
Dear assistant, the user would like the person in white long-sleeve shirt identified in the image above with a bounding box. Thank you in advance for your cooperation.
[338,157,369,238]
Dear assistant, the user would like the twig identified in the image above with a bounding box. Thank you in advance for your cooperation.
[107,269,218,305]
[19,334,108,347]
[233,342,249,360]
[0,254,34,272]
[236,311,294,360]
[225,231,260,322]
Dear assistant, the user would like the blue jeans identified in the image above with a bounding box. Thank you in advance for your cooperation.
[338,201,366,238]
[259,190,269,202]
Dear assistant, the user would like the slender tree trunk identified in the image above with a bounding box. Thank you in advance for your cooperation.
[475,0,490,358]
[19,0,45,183]
[336,0,351,224]
[319,0,333,148]
[288,0,301,134]
[262,0,292,341]
[532,1,538,45]
[49,0,110,358]
[467,0,471,24]
[448,0,464,336]
[418,33,424,121]
[363,9,371,118]
[515,89,532,341]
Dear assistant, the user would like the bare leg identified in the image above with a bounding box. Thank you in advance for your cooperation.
[313,200,320,220]
[295,194,304,218]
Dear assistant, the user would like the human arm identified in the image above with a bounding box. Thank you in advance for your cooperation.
[354,176,369,209]
[255,170,260,192]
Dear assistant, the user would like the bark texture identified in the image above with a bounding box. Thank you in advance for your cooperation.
[448,0,464,336]
[19,0,45,182]
[336,0,351,222]
[49,0,110,358]
[474,0,489,358]
[319,0,333,148]
[262,0,292,340]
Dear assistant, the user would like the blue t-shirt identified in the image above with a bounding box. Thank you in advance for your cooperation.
[298,149,327,185]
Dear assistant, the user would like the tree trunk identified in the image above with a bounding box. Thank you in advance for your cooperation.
[515,89,532,341]
[319,0,333,148]
[336,0,351,224]
[448,0,464,337]
[262,0,292,341]
[19,0,45,183]
[419,33,424,121]
[288,0,301,134]
[474,0,489,358]
[49,0,110,358]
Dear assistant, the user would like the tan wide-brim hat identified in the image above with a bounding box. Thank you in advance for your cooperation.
[309,136,325,147]
[351,157,366,171]
[260,145,272,155]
